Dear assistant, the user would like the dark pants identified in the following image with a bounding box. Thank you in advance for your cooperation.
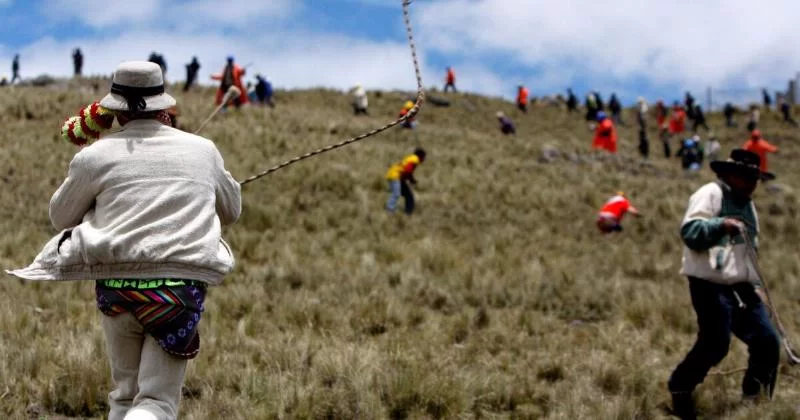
[387,180,415,214]
[669,277,780,397]
[638,129,649,158]
[444,82,457,93]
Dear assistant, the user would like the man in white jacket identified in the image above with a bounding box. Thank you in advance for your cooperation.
[668,149,779,419]
[7,61,241,420]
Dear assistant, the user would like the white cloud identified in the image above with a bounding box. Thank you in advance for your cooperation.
[413,0,800,96]
[41,0,297,29]
[41,0,163,28]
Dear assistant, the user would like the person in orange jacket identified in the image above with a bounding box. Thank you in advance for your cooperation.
[596,191,641,233]
[444,66,457,93]
[742,129,778,173]
[211,56,248,108]
[592,111,617,153]
[664,102,686,157]
[517,84,529,113]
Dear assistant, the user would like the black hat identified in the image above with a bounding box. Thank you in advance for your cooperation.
[710,148,775,181]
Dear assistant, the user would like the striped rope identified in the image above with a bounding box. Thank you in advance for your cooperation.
[238,0,425,186]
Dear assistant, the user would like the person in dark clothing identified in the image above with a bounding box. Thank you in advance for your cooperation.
[566,88,578,113]
[184,56,200,92]
[11,54,20,84]
[72,48,83,77]
[496,111,515,135]
[594,91,605,111]
[254,74,275,108]
[637,97,649,158]
[685,92,696,120]
[692,104,709,132]
[148,52,166,77]
[778,98,797,127]
[668,149,779,420]
[585,92,599,122]
[762,88,772,111]
[609,93,626,126]
[676,135,704,171]
[724,102,737,127]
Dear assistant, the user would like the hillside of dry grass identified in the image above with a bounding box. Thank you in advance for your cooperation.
[2,78,800,419]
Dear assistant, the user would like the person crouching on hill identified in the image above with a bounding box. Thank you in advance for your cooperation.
[399,100,417,129]
[496,111,516,135]
[668,149,779,419]
[676,135,704,172]
[6,61,242,420]
[596,191,640,233]
[592,111,617,154]
[386,148,426,215]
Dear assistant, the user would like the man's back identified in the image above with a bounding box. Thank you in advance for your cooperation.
[50,120,241,269]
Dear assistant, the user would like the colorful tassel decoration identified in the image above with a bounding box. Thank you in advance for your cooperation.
[61,102,116,147]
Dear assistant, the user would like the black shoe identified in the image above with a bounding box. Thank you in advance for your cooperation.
[670,391,696,420]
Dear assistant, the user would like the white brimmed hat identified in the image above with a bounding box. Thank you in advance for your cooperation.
[100,61,176,112]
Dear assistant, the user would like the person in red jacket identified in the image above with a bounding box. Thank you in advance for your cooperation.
[211,56,248,108]
[664,102,686,157]
[592,111,617,153]
[742,129,778,173]
[444,66,457,93]
[596,192,641,233]
[517,84,529,113]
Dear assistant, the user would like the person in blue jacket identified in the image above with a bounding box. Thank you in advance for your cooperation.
[254,74,275,108]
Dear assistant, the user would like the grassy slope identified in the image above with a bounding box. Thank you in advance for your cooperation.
[1,79,800,419]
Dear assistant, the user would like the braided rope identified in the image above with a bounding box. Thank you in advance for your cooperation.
[238,0,425,186]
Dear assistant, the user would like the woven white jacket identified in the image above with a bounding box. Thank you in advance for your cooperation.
[6,119,241,285]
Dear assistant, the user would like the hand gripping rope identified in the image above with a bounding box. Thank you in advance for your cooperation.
[237,0,425,186]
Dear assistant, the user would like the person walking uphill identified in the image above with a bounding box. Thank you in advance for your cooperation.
[386,148,426,215]
[5,61,242,420]
[668,149,779,420]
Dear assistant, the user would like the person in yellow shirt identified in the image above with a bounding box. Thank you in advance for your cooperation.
[386,148,426,214]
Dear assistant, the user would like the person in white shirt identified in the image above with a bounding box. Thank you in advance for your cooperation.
[7,61,241,420]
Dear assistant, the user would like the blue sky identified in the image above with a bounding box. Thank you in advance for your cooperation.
[1,0,799,108]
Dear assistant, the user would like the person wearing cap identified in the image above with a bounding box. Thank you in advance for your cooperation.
[399,100,417,129]
[496,111,515,135]
[668,149,779,419]
[676,135,705,172]
[444,66,457,93]
[596,192,640,233]
[211,55,248,108]
[5,61,242,420]
[742,129,778,173]
[351,83,368,115]
[385,148,426,214]
[592,111,617,153]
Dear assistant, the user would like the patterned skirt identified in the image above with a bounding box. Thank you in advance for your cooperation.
[96,279,207,359]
